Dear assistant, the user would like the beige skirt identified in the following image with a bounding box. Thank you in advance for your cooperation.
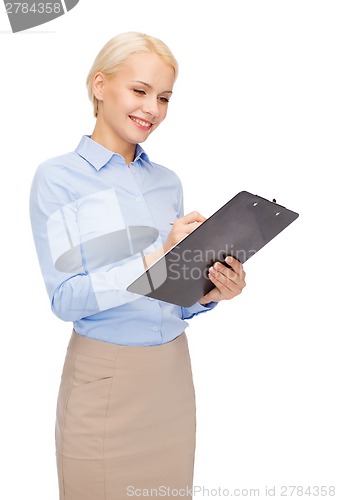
[56,331,196,499]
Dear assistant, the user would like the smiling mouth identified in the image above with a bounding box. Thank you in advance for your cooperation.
[129,116,154,130]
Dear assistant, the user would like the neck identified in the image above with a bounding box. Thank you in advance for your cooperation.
[91,121,136,166]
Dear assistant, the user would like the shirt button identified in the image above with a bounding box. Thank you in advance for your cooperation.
[152,326,158,331]
[132,169,137,175]
[136,196,141,202]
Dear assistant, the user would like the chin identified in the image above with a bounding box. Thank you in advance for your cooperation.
[130,132,152,144]
[137,137,148,144]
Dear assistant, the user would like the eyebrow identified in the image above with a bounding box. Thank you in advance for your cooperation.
[132,81,173,94]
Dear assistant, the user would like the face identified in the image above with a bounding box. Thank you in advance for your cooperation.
[93,52,175,151]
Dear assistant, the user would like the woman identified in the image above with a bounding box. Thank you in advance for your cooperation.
[30,32,246,500]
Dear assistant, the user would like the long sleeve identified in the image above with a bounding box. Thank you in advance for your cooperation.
[30,161,145,322]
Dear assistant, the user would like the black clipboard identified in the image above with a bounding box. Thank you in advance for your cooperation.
[127,191,299,307]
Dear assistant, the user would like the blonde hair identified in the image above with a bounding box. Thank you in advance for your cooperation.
[86,32,179,117]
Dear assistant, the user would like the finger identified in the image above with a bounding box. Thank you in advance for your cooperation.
[209,271,243,298]
[181,211,207,224]
[224,257,246,279]
[211,262,238,281]
[178,221,199,236]
[209,266,235,289]
[208,272,237,300]
[209,263,246,290]
[187,220,204,233]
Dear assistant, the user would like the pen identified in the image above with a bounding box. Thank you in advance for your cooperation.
[170,220,200,225]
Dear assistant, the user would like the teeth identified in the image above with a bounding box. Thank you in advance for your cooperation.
[130,117,152,127]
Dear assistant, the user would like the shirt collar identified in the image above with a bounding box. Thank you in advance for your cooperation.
[75,135,151,171]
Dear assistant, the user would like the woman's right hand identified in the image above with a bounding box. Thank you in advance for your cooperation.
[143,211,206,269]
[163,211,206,253]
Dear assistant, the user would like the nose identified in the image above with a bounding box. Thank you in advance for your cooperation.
[141,96,160,119]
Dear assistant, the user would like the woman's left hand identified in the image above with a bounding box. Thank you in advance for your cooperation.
[199,256,246,304]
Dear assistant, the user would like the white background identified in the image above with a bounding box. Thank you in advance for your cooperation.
[1,0,336,498]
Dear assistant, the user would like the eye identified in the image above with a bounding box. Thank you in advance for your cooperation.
[133,89,146,95]
[158,96,170,104]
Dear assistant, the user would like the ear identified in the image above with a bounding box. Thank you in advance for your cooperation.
[92,72,105,102]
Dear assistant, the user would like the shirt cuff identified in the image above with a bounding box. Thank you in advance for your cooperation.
[190,301,217,313]
[182,300,217,320]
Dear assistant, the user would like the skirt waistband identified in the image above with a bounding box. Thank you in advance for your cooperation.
[68,330,187,364]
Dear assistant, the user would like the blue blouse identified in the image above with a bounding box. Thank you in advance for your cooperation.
[30,135,215,345]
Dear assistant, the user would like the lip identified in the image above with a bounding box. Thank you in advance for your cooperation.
[129,115,154,131]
